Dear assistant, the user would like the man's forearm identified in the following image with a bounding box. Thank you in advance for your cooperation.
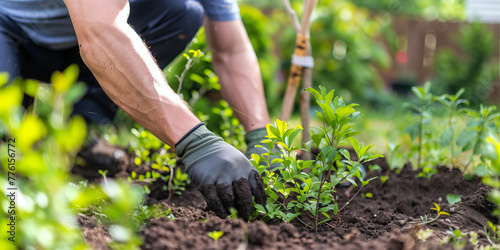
[66,1,199,146]
[204,19,270,131]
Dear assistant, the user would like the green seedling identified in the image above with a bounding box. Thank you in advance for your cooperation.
[98,169,109,187]
[207,231,223,245]
[441,228,469,247]
[251,86,381,232]
[404,81,435,169]
[229,207,238,219]
[361,192,373,198]
[469,231,479,248]
[129,126,190,198]
[176,49,204,95]
[386,142,405,172]
[416,228,434,242]
[435,88,469,160]
[419,203,449,225]
[485,221,500,245]
[446,193,461,205]
[458,104,500,177]
[212,100,246,149]
[130,204,173,230]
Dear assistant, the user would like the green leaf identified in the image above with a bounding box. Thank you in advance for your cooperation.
[306,87,323,102]
[411,86,424,100]
[266,123,280,139]
[446,193,462,205]
[0,81,23,119]
[15,114,47,151]
[287,127,302,147]
[404,122,420,140]
[189,73,206,84]
[320,103,336,127]
[348,137,361,155]
[320,211,331,219]
[325,89,335,104]
[24,79,40,97]
[456,130,477,147]
[0,72,9,87]
[339,148,351,161]
[52,64,79,93]
[440,127,454,147]
[207,231,223,241]
[335,106,355,121]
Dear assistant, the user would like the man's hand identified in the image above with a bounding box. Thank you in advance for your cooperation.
[176,124,266,220]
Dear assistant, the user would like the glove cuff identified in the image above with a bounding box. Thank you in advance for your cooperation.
[244,127,267,149]
[175,123,222,161]
[175,122,205,148]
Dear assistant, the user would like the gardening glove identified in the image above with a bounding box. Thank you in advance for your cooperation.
[176,123,266,220]
[245,128,281,169]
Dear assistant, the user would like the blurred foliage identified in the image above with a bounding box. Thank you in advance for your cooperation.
[349,0,465,21]
[276,0,392,103]
[0,67,144,249]
[432,22,499,106]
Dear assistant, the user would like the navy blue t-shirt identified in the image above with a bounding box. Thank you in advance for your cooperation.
[0,0,240,50]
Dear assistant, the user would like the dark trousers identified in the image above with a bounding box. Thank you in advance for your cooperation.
[0,0,204,124]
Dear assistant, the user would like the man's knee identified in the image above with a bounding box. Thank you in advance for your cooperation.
[171,0,204,38]
[130,0,204,38]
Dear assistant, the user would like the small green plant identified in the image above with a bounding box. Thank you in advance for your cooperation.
[361,192,373,198]
[207,231,223,245]
[419,203,449,225]
[435,88,469,160]
[457,104,500,176]
[98,169,109,186]
[416,228,434,242]
[128,126,189,198]
[0,67,144,249]
[386,142,405,173]
[211,100,246,150]
[485,221,500,246]
[176,49,205,95]
[404,81,435,170]
[440,228,471,248]
[446,193,461,205]
[129,204,174,230]
[251,86,381,232]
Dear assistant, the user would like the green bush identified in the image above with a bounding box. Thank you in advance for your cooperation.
[0,67,144,249]
[432,22,499,105]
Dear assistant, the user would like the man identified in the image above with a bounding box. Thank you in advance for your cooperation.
[0,0,269,220]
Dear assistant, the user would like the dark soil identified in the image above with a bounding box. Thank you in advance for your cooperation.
[74,155,496,249]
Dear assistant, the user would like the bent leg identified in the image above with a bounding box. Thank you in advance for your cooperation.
[128,0,204,69]
[0,14,22,81]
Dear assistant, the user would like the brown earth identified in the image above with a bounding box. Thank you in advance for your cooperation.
[74,155,496,250]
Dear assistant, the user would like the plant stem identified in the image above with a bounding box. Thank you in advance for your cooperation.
[338,186,363,213]
[418,112,423,169]
[448,109,454,159]
[165,168,175,202]
[295,216,312,230]
[315,173,326,232]
[176,58,195,94]
[418,214,442,225]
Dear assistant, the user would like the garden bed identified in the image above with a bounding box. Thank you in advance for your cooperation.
[74,156,494,249]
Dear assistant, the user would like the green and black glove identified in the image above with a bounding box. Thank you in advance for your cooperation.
[176,123,266,220]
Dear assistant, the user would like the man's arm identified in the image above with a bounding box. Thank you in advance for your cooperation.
[63,0,199,146]
[63,0,266,219]
[204,19,270,132]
